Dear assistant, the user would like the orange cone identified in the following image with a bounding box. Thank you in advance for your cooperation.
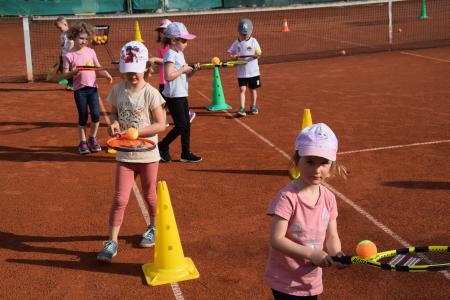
[282,18,290,32]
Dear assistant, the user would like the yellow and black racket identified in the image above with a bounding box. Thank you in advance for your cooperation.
[332,246,449,272]
[106,135,155,152]
[189,60,248,70]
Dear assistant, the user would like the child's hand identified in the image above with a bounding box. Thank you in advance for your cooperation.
[109,121,120,137]
[182,65,193,74]
[192,63,200,71]
[107,73,113,84]
[310,249,333,268]
[332,251,348,269]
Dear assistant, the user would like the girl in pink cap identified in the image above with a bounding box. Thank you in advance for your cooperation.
[265,123,347,299]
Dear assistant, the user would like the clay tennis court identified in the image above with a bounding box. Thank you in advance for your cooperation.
[1,3,450,299]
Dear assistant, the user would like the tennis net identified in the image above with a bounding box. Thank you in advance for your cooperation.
[2,0,449,82]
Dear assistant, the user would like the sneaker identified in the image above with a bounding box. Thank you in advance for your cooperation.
[78,141,90,155]
[180,152,202,163]
[139,225,155,248]
[237,107,246,116]
[189,110,196,123]
[158,144,171,162]
[58,78,68,85]
[88,136,102,152]
[250,105,259,115]
[97,240,118,263]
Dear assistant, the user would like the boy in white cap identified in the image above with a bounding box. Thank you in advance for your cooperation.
[228,18,262,116]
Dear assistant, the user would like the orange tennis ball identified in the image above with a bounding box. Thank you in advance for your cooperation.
[126,127,139,140]
[356,240,377,259]
[211,56,221,65]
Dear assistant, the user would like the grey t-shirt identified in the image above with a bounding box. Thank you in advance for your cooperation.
[162,48,189,98]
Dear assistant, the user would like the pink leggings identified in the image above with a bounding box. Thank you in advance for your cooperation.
[109,161,159,227]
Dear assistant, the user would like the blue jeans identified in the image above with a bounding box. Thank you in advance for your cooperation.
[74,86,100,126]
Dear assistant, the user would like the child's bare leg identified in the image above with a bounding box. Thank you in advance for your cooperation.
[239,86,247,109]
[250,88,257,106]
[77,125,87,141]
[90,121,100,137]
[109,225,120,242]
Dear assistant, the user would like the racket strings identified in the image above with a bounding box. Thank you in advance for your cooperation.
[381,252,449,266]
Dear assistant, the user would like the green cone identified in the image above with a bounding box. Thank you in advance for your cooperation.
[207,67,231,111]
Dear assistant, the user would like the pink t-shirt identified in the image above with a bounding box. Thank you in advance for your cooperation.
[264,182,338,297]
[64,47,99,91]
[157,44,169,85]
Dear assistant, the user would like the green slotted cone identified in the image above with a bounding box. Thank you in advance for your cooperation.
[207,66,231,111]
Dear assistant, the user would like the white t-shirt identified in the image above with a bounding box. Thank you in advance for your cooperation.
[227,37,261,78]
[60,32,72,57]
[162,48,189,98]
[107,82,165,163]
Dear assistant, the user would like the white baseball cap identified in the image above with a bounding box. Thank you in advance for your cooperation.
[119,41,148,73]
[155,19,171,31]
[295,123,338,161]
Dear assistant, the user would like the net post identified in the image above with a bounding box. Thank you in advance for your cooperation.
[22,17,34,82]
[388,0,393,47]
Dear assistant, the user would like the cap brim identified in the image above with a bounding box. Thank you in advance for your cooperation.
[180,33,196,40]
[297,147,336,161]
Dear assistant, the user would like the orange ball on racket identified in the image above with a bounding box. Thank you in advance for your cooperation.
[126,127,139,140]
[356,240,377,259]
[211,56,221,65]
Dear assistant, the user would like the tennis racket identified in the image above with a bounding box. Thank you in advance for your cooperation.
[106,135,155,152]
[237,55,258,59]
[76,66,105,71]
[332,245,449,272]
[189,60,248,69]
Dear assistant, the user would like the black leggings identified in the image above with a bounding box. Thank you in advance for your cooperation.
[272,289,318,300]
[158,96,190,155]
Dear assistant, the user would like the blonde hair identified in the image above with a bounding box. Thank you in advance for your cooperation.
[66,22,96,40]
[288,151,348,180]
[54,16,68,26]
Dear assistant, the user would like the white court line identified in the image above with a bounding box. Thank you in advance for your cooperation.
[99,97,186,299]
[338,140,450,155]
[399,51,450,63]
[196,91,450,279]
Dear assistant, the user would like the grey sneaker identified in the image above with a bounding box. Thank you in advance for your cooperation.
[88,136,102,152]
[78,141,90,155]
[139,225,155,248]
[97,240,118,263]
[250,105,259,115]
[237,107,246,116]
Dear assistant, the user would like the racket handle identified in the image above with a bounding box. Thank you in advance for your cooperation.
[331,256,352,264]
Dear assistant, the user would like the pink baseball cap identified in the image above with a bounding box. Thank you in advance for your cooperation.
[295,123,338,161]
[164,22,196,40]
[155,19,171,31]
[119,41,148,73]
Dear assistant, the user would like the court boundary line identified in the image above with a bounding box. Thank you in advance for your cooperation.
[196,90,450,280]
[99,97,186,299]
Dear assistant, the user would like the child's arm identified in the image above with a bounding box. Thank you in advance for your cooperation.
[62,66,79,79]
[324,219,343,256]
[270,215,333,267]
[97,69,113,84]
[164,62,193,82]
[135,104,166,137]
[108,106,120,136]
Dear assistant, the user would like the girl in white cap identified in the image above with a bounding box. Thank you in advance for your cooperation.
[265,123,347,299]
[158,22,202,163]
[97,41,166,263]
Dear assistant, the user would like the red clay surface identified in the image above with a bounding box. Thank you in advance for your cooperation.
[1,46,449,299]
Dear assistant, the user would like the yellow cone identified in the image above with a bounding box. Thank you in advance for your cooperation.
[133,20,144,43]
[289,108,313,179]
[142,181,199,286]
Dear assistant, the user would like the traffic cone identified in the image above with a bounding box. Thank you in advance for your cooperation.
[142,181,199,286]
[419,0,428,19]
[288,109,313,179]
[281,18,290,32]
[207,66,232,111]
[133,20,144,43]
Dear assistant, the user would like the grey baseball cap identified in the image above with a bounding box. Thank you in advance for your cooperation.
[238,19,253,35]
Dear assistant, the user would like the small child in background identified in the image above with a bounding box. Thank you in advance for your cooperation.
[227,18,262,117]
[265,123,347,299]
[97,41,166,263]
[158,22,202,163]
[54,16,74,90]
[63,22,113,154]
[150,19,196,126]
